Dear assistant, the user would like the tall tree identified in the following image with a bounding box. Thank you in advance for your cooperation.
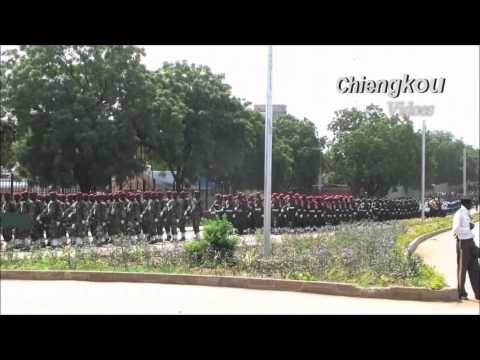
[0,49,17,170]
[2,46,149,191]
[325,105,419,196]
[274,115,325,192]
[146,61,249,190]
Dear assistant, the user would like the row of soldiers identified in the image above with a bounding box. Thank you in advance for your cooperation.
[209,192,420,234]
[1,191,203,249]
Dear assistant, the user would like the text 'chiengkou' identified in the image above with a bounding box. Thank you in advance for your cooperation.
[337,74,446,98]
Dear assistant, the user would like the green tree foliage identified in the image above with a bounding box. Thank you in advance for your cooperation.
[426,130,479,186]
[325,105,479,196]
[145,62,249,190]
[2,46,149,191]
[273,115,326,191]
[326,105,419,196]
[0,50,17,170]
[230,112,324,192]
[229,110,296,191]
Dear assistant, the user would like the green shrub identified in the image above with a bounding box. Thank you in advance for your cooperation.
[286,271,316,281]
[183,216,239,264]
[183,239,208,264]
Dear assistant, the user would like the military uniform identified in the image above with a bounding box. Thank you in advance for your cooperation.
[91,194,109,246]
[2,193,17,246]
[43,193,65,247]
[189,191,203,239]
[177,192,189,241]
[209,194,223,219]
[14,193,29,248]
[165,191,178,241]
[140,192,155,242]
[150,192,164,242]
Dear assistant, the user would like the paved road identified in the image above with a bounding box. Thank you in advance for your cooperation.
[1,279,478,315]
[415,221,479,302]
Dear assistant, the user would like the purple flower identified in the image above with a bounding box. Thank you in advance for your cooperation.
[341,248,354,264]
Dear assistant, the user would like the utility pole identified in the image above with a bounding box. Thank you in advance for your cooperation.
[421,120,426,222]
[263,45,273,256]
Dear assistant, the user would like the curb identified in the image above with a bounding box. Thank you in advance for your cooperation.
[0,269,459,302]
[406,227,452,256]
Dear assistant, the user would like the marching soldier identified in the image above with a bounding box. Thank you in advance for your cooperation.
[20,192,36,249]
[91,193,109,246]
[107,192,125,245]
[165,191,178,241]
[29,192,45,248]
[13,192,28,249]
[2,193,17,248]
[189,191,203,239]
[150,191,164,243]
[140,192,155,243]
[271,195,280,234]
[177,191,189,241]
[223,194,235,225]
[209,193,223,219]
[43,192,65,248]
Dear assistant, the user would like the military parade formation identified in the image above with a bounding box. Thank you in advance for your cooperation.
[1,189,424,250]
[1,191,203,250]
[209,192,420,235]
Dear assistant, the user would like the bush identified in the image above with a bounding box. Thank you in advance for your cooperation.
[183,216,239,265]
[183,239,208,264]
[286,271,316,281]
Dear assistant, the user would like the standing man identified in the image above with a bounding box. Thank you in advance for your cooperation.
[452,197,479,301]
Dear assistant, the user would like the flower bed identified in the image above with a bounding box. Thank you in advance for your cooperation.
[3,215,475,289]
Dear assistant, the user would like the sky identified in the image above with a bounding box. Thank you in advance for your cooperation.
[140,45,479,147]
[2,45,479,147]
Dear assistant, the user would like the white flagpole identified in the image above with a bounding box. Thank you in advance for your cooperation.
[421,119,426,222]
[263,45,273,256]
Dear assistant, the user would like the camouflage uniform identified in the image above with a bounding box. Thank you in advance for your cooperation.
[234,194,248,235]
[188,191,202,239]
[19,192,36,249]
[209,194,223,219]
[140,192,155,242]
[177,192,189,241]
[2,193,17,246]
[13,193,28,248]
[151,192,164,242]
[43,193,65,247]
[108,193,126,245]
[126,193,142,242]
[29,193,45,247]
[91,194,109,246]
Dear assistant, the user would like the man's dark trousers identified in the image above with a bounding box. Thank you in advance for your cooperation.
[456,237,480,299]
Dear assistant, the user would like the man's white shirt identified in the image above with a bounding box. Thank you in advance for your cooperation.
[452,205,474,240]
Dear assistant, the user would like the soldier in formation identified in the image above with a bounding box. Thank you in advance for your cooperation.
[0,190,208,249]
[208,192,421,235]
